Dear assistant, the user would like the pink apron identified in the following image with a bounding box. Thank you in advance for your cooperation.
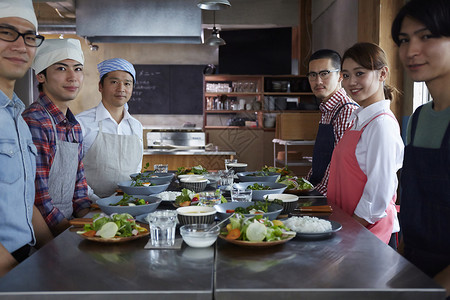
[327,113,396,244]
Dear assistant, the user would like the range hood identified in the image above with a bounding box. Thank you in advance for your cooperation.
[76,0,202,44]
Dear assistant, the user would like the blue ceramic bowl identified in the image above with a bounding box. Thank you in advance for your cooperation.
[232,182,287,201]
[214,201,283,221]
[117,180,170,195]
[236,171,280,182]
[129,172,174,185]
[97,195,162,217]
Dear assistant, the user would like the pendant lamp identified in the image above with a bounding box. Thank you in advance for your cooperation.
[205,11,226,46]
[197,0,231,10]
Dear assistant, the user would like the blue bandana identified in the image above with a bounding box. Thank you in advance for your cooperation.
[97,58,136,83]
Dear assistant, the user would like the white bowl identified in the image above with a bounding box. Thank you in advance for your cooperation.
[176,206,217,225]
[264,193,299,215]
[180,224,220,248]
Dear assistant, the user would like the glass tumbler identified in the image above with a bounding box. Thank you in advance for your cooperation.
[147,210,177,247]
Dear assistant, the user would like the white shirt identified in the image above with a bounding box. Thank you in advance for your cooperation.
[350,100,404,231]
[76,101,143,173]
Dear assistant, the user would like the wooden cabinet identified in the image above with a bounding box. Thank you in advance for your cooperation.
[203,75,316,130]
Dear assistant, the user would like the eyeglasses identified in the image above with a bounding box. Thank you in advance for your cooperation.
[0,26,45,47]
[307,69,340,80]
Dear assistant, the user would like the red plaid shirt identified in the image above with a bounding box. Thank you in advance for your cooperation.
[307,88,358,196]
[22,94,91,228]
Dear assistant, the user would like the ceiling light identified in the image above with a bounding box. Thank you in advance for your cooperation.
[197,0,231,10]
[206,27,226,46]
[204,11,226,46]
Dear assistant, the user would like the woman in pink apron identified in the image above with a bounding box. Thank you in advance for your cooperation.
[327,43,404,245]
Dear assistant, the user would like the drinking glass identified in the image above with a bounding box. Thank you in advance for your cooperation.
[224,158,237,170]
[147,210,177,247]
[231,189,253,202]
[218,169,234,188]
[154,164,169,173]
[198,190,222,206]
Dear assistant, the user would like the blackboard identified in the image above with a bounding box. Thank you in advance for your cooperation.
[128,65,204,115]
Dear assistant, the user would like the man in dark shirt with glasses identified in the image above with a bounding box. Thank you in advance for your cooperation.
[305,49,358,196]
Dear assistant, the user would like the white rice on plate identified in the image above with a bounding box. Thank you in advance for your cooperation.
[154,191,181,201]
[284,216,332,233]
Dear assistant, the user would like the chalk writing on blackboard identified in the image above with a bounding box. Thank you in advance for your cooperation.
[128,65,204,115]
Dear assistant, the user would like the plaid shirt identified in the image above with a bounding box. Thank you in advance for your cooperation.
[22,94,91,228]
[307,88,358,196]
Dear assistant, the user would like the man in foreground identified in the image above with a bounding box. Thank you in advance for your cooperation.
[0,0,53,276]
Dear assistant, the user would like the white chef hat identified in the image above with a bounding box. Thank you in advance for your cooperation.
[0,0,38,30]
[32,39,84,74]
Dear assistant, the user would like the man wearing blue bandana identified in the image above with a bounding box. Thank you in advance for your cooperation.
[77,58,143,200]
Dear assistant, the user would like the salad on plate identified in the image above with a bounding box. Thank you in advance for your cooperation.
[220,214,295,243]
[77,213,147,239]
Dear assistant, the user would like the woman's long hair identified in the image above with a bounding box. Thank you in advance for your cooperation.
[342,42,399,101]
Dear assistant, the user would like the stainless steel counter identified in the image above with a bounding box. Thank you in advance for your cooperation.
[0,204,445,299]
[214,204,445,300]
[0,228,214,299]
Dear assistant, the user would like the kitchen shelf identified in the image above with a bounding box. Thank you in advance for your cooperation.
[203,75,315,130]
[273,139,315,167]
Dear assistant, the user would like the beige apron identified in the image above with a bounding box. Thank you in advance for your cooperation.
[83,120,142,198]
[45,109,79,218]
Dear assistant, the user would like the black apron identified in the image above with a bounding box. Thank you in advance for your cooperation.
[400,105,450,277]
[309,103,357,185]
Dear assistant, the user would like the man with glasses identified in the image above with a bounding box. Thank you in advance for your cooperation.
[305,49,358,196]
[23,39,91,236]
[0,0,53,277]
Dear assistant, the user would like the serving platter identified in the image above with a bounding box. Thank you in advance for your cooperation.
[78,230,149,243]
[218,234,295,247]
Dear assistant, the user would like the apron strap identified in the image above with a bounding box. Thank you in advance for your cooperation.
[361,112,397,131]
[409,105,423,144]
[331,102,359,123]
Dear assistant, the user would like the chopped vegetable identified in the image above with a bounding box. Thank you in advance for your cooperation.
[247,183,271,190]
[226,228,241,240]
[176,165,208,175]
[109,193,148,206]
[278,176,313,190]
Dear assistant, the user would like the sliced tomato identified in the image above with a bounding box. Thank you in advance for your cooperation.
[226,209,235,213]
[226,228,241,240]
[82,230,96,237]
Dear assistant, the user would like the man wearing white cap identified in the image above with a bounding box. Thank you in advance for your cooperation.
[22,38,91,236]
[0,0,53,276]
[77,58,143,199]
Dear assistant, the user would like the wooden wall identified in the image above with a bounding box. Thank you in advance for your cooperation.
[358,0,405,120]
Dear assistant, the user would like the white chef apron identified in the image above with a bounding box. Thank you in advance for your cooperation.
[45,108,79,219]
[83,120,142,198]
